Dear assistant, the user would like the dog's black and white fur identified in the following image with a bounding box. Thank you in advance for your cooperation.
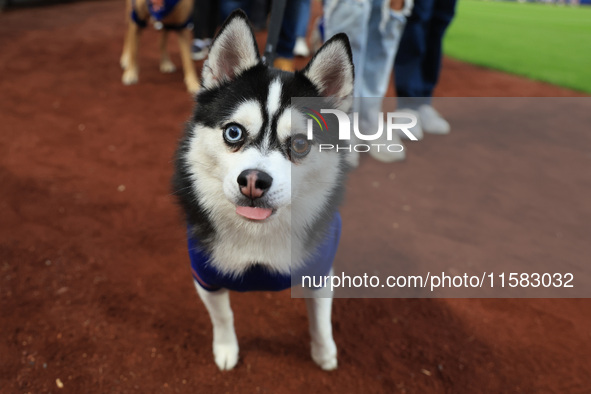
[173,11,354,370]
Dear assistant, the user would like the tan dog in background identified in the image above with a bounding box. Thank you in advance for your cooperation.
[120,0,200,93]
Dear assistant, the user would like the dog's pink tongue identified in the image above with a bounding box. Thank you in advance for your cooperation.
[236,206,273,220]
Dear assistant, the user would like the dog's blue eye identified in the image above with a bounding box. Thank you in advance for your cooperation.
[223,125,244,144]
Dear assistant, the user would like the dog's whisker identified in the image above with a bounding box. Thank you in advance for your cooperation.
[169,185,194,196]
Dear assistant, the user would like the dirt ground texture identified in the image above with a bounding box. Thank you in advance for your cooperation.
[1,1,590,393]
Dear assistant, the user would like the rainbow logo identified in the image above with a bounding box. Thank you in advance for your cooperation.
[304,107,328,132]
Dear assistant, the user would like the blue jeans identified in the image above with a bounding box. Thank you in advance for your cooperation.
[295,0,311,38]
[277,0,301,58]
[219,0,246,21]
[394,0,457,108]
[325,0,407,126]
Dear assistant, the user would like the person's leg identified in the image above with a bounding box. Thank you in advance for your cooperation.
[359,0,406,101]
[274,0,300,70]
[421,0,457,97]
[192,0,220,60]
[324,0,371,167]
[249,0,269,31]
[193,0,219,39]
[394,0,434,109]
[295,0,311,38]
[219,0,249,22]
[362,0,408,162]
[325,0,371,106]
[293,0,312,56]
[411,0,455,134]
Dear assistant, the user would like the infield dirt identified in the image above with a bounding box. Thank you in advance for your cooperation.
[1,1,590,393]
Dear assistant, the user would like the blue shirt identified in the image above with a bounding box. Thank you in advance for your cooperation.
[188,213,341,292]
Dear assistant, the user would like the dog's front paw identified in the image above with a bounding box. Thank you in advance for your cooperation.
[311,340,338,371]
[122,69,139,85]
[213,342,239,371]
[120,54,130,70]
[185,77,201,95]
[160,60,176,73]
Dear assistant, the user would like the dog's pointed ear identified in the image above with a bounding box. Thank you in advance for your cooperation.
[202,10,260,89]
[301,33,354,100]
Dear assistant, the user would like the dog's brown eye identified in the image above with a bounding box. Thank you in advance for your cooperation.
[290,135,311,158]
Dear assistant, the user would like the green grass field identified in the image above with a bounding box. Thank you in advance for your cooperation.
[444,0,591,93]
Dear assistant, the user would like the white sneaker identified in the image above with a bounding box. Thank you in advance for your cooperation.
[191,38,212,61]
[395,109,424,140]
[293,37,310,57]
[418,104,450,134]
[369,131,406,163]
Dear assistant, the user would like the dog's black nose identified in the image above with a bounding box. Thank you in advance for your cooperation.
[237,169,273,199]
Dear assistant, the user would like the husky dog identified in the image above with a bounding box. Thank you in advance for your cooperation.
[172,11,354,371]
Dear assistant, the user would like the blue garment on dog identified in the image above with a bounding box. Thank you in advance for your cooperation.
[131,0,193,30]
[188,213,341,292]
